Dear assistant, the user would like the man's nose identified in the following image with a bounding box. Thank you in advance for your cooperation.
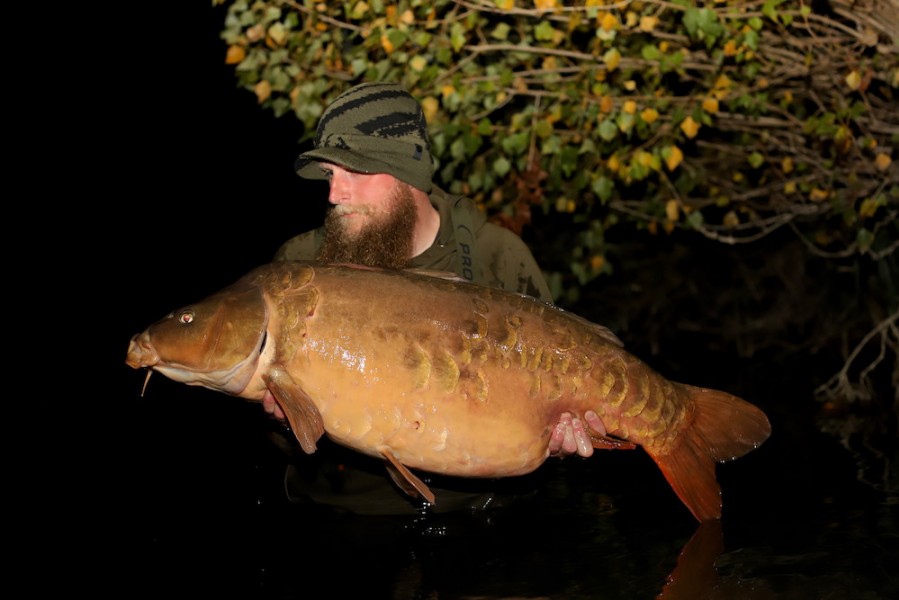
[327,171,349,204]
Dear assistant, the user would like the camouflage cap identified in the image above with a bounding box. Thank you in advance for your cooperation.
[295,82,435,193]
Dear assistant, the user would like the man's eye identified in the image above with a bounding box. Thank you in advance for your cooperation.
[320,168,333,180]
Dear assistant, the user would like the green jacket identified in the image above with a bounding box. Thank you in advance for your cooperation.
[273,186,552,302]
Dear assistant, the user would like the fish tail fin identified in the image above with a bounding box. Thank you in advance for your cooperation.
[644,385,771,521]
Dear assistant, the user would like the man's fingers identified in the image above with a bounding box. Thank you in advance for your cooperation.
[584,410,607,436]
[572,417,594,457]
[549,412,572,456]
[561,417,577,454]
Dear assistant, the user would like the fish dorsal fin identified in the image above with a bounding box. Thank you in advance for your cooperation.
[263,370,324,454]
[380,448,436,504]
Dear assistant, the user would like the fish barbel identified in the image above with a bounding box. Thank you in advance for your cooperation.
[126,261,771,521]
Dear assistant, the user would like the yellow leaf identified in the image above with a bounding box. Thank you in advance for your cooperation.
[702,97,719,114]
[624,80,637,91]
[723,210,740,228]
[590,255,605,271]
[809,188,829,202]
[225,44,245,65]
[663,220,675,234]
[607,155,620,172]
[246,24,265,42]
[600,12,618,31]
[758,78,769,89]
[603,48,621,71]
[421,96,440,123]
[666,200,680,222]
[626,11,638,28]
[714,74,732,89]
[441,85,456,98]
[497,0,514,8]
[648,220,658,235]
[723,40,738,56]
[640,16,658,32]
[535,0,557,8]
[636,150,654,167]
[622,100,637,114]
[784,181,796,194]
[640,108,658,123]
[782,157,794,174]
[381,34,394,53]
[351,1,369,18]
[845,70,861,91]
[267,22,287,45]
[783,90,793,104]
[659,41,669,53]
[254,79,271,103]
[599,95,614,114]
[875,153,892,171]
[859,197,879,218]
[732,171,743,182]
[410,55,428,72]
[665,145,683,171]
[400,9,415,25]
[680,116,700,139]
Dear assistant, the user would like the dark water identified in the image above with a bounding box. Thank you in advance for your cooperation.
[125,359,896,600]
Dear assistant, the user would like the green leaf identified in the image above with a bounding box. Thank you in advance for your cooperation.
[592,175,614,202]
[493,156,511,177]
[856,227,874,251]
[450,22,466,52]
[685,210,705,229]
[535,21,556,42]
[598,119,618,141]
[748,151,765,168]
[641,44,662,61]
[491,22,511,41]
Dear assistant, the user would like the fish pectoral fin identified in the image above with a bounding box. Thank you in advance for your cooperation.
[380,449,436,505]
[589,433,637,451]
[263,371,324,455]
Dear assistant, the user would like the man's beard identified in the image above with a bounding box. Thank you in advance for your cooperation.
[316,182,418,269]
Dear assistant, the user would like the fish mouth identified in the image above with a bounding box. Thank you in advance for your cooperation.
[126,333,158,369]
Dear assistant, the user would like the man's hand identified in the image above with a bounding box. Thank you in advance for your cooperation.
[548,411,607,458]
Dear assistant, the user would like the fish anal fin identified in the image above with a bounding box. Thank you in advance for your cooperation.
[263,370,324,455]
[380,449,436,505]
[646,386,771,522]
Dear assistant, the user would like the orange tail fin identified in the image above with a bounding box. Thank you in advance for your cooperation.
[644,385,771,521]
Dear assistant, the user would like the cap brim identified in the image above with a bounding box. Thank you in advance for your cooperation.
[294,147,393,180]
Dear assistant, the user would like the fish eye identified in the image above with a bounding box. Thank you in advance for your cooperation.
[178,310,195,325]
